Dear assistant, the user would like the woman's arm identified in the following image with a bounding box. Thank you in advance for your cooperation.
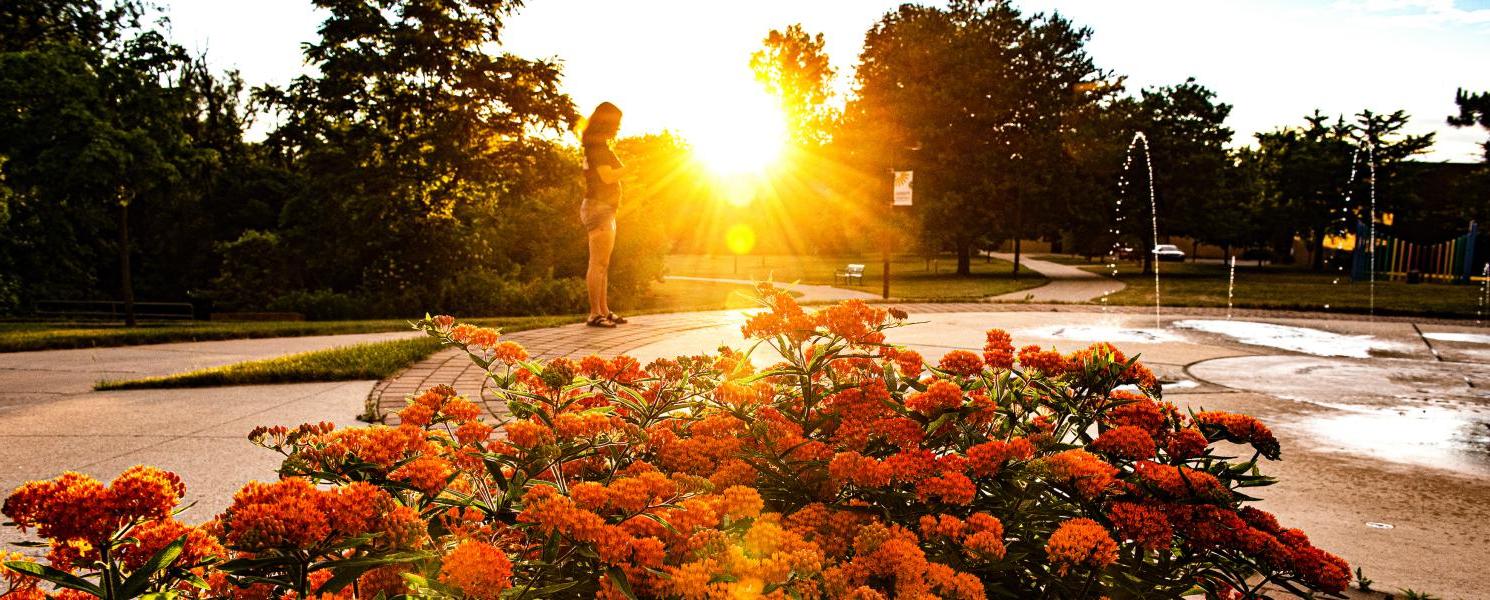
[596,164,624,184]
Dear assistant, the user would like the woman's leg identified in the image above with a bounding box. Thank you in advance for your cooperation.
[586,219,616,318]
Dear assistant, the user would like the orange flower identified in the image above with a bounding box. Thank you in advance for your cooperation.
[1017,345,1069,374]
[389,456,453,495]
[1134,461,1230,501]
[1045,518,1118,574]
[438,540,513,599]
[1194,411,1281,460]
[504,419,555,448]
[3,472,114,542]
[937,350,984,377]
[1106,502,1171,551]
[965,530,1006,560]
[905,379,962,415]
[1165,428,1208,459]
[982,329,1015,370]
[1103,391,1167,435]
[919,514,966,540]
[968,438,1035,477]
[220,478,330,551]
[1090,425,1157,460]
[915,472,975,505]
[1042,450,1117,499]
[119,518,224,571]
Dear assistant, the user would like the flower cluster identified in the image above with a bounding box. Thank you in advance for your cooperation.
[2,293,1348,600]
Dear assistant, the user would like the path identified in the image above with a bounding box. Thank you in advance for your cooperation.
[661,275,881,303]
[985,253,1122,303]
[0,330,421,533]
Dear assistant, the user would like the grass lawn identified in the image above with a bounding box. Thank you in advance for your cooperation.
[95,337,445,390]
[1069,259,1486,319]
[663,254,1047,300]
[0,315,575,354]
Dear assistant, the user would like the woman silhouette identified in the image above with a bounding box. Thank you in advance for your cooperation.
[579,102,627,327]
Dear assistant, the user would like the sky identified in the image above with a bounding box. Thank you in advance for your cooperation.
[158,0,1490,162]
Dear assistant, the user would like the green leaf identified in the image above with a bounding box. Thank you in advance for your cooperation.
[605,566,639,600]
[119,535,187,598]
[4,560,104,597]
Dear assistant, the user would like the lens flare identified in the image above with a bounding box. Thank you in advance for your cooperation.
[725,224,757,255]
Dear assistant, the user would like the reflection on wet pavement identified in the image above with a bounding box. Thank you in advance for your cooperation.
[1189,355,1490,476]
[1174,319,1402,358]
[1017,325,1182,343]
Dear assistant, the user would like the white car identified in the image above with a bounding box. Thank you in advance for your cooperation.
[1152,244,1186,262]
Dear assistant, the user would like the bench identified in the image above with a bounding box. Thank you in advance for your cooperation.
[834,263,865,285]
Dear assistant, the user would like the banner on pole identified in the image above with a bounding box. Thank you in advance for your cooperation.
[892,171,913,206]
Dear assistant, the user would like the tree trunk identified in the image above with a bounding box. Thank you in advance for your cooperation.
[119,200,135,327]
[1191,239,1199,263]
[1013,238,1022,278]
[956,242,971,276]
[1141,238,1154,276]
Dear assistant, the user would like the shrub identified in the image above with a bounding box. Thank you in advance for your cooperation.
[2,288,1348,599]
[211,231,294,311]
[267,289,364,321]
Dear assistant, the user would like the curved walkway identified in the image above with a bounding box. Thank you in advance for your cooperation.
[985,253,1122,303]
[661,275,881,303]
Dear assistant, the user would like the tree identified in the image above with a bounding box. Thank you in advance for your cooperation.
[751,24,836,147]
[257,0,576,298]
[1131,78,1234,271]
[844,0,1110,275]
[0,0,205,323]
[1252,110,1433,270]
[1449,88,1490,161]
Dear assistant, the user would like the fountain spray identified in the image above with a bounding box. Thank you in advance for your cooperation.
[1122,132,1161,330]
[1227,256,1236,320]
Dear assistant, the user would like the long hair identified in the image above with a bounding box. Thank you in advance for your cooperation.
[580,102,622,145]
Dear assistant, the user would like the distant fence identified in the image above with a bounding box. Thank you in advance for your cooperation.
[1352,222,1483,283]
[35,300,195,321]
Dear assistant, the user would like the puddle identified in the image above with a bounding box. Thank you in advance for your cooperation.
[1021,325,1182,344]
[1190,354,1490,476]
[1173,320,1398,358]
[1164,379,1199,390]
[1302,404,1490,476]
[1423,332,1490,345]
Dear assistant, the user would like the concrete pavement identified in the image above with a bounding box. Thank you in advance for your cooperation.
[986,253,1124,303]
[661,275,881,303]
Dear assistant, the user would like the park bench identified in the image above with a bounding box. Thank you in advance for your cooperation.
[834,263,865,285]
[35,299,195,321]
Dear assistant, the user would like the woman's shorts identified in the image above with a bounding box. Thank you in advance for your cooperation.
[580,199,617,231]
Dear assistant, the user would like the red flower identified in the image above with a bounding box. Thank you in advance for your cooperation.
[1106,502,1171,551]
[1165,428,1208,459]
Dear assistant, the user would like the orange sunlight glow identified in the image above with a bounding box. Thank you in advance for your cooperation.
[684,88,788,176]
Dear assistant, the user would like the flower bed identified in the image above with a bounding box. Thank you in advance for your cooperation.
[3,286,1348,599]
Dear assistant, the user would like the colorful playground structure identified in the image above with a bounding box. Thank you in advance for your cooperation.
[1351,221,1485,283]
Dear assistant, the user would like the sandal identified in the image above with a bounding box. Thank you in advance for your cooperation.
[607,312,628,325]
[586,315,617,328]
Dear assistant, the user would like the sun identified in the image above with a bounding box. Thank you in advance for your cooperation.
[685,89,788,176]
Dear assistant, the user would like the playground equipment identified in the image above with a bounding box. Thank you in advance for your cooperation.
[1352,221,1484,284]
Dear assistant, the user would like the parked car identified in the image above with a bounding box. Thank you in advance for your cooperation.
[1152,244,1186,262]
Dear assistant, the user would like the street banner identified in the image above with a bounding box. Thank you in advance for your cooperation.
[893,170,913,206]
